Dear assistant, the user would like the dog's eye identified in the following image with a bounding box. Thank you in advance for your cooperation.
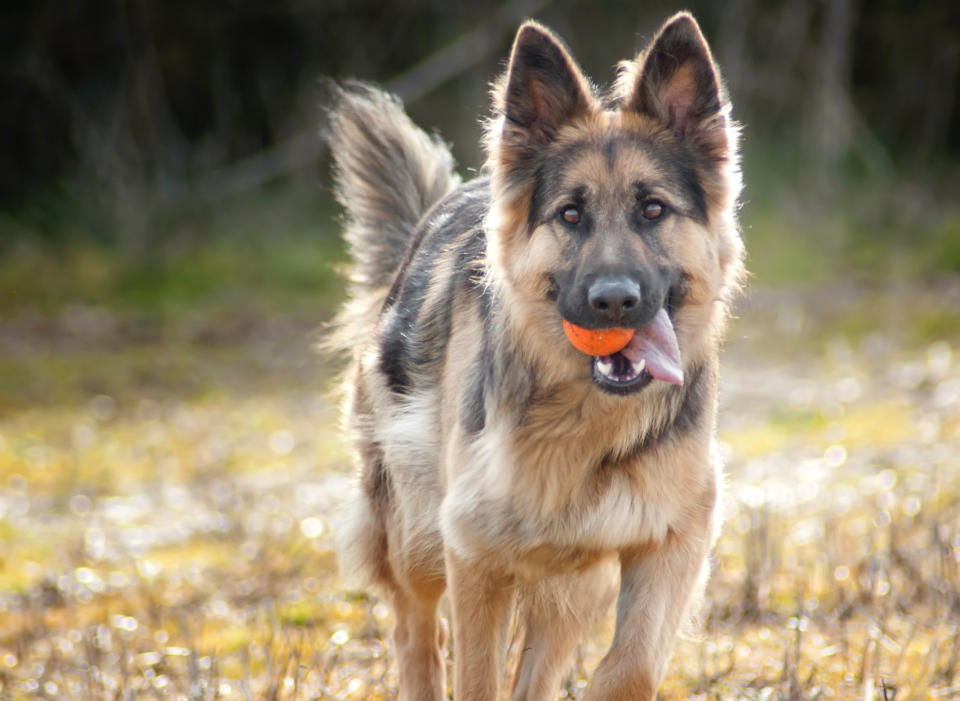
[641,200,665,220]
[560,206,581,225]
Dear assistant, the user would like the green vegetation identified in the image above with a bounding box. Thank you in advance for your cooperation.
[0,186,346,317]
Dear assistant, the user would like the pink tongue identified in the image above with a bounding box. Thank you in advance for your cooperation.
[620,308,684,385]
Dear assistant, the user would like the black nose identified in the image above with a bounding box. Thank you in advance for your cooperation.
[587,276,641,321]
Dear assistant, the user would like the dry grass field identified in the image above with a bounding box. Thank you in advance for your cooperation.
[1,272,959,700]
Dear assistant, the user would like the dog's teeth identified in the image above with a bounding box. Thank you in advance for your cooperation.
[595,355,647,384]
[597,357,613,378]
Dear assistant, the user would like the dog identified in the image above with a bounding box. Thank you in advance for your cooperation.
[327,11,743,700]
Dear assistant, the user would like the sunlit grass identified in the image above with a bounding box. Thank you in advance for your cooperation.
[722,400,914,459]
[1,228,959,698]
[0,310,956,699]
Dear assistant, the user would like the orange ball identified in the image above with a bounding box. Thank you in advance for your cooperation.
[562,320,635,356]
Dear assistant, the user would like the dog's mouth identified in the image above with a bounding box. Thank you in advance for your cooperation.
[591,308,684,395]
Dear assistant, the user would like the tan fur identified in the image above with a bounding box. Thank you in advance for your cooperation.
[331,12,743,700]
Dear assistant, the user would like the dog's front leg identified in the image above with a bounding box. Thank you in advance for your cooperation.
[583,521,713,700]
[446,549,515,700]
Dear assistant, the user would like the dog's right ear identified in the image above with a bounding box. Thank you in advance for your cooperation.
[498,22,592,151]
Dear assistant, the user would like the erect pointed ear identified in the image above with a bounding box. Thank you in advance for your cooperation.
[499,21,593,148]
[626,13,727,141]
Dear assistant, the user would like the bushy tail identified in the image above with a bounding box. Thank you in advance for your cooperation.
[327,82,460,295]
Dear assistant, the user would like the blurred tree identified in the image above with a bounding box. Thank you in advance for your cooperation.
[0,0,957,248]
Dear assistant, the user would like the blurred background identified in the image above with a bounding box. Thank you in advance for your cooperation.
[1,1,960,699]
[2,0,958,285]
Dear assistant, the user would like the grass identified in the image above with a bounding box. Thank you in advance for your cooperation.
[4,311,959,698]
[1,182,960,698]
[0,185,347,318]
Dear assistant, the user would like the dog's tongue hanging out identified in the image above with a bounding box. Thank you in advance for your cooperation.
[565,309,685,386]
[619,309,684,385]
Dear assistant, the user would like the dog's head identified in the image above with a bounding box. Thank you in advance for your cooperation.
[485,13,744,396]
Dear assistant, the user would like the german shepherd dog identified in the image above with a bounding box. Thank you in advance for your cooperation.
[328,11,743,700]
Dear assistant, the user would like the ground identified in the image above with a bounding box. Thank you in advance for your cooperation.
[1,275,959,700]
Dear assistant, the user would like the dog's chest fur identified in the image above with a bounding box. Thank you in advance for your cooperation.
[428,324,719,576]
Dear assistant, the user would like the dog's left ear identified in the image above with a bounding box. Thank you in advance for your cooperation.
[624,13,727,143]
